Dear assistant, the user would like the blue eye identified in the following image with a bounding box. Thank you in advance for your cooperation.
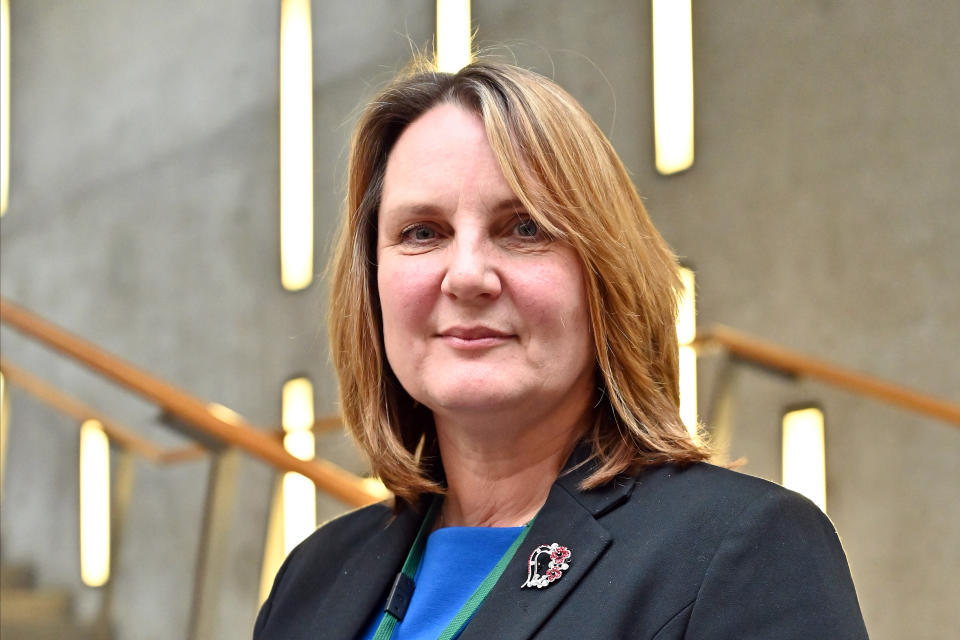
[401,224,437,242]
[516,218,539,238]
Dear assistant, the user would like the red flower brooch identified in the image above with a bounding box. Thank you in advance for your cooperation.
[522,542,572,589]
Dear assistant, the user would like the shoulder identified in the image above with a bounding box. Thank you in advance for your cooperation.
[617,462,845,564]
[314,500,396,543]
[603,463,868,638]
[641,462,845,558]
[633,460,798,499]
[559,457,833,547]
[254,500,394,637]
[282,499,394,578]
[626,461,827,527]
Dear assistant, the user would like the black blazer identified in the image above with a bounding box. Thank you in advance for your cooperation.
[255,453,869,639]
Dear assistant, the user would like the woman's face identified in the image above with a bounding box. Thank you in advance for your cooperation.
[376,104,595,425]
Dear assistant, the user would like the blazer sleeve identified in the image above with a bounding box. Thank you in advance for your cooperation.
[682,487,869,640]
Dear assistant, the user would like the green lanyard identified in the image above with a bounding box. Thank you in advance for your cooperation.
[371,495,534,640]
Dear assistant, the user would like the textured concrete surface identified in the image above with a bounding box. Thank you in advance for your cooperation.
[1,1,957,639]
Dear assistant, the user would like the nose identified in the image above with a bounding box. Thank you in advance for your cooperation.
[440,235,502,301]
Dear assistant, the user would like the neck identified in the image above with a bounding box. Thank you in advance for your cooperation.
[433,408,588,528]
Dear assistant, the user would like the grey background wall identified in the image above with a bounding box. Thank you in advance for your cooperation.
[0,1,956,639]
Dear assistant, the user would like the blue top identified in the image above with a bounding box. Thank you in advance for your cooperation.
[360,525,524,640]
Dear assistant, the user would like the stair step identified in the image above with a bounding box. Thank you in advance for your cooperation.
[1,563,35,589]
[0,587,72,623]
[0,619,111,640]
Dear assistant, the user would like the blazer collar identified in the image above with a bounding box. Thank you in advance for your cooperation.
[308,445,637,640]
[555,442,638,517]
[458,444,636,640]
[303,498,427,640]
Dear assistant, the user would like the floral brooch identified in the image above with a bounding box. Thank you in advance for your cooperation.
[521,542,572,589]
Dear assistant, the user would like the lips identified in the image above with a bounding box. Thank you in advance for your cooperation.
[441,326,512,340]
[439,326,514,349]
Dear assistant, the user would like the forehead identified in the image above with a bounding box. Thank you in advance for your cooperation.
[391,103,488,163]
[380,104,516,208]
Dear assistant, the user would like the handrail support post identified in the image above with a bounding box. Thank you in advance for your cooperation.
[188,448,241,640]
[95,448,136,634]
[704,355,740,465]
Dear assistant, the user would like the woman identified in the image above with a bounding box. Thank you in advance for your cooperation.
[255,61,869,639]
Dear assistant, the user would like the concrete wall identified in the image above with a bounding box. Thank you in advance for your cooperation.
[1,1,956,638]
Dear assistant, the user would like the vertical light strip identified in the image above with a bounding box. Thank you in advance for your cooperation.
[782,407,827,512]
[279,0,314,291]
[676,266,698,436]
[1,0,10,215]
[0,372,9,497]
[436,0,471,73]
[652,0,694,175]
[281,377,316,555]
[259,479,285,604]
[79,419,110,587]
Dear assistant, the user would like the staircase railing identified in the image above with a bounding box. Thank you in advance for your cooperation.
[0,295,388,640]
[0,358,207,463]
[0,296,384,506]
[693,325,960,428]
[0,358,201,635]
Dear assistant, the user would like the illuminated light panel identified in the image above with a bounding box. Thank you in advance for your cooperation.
[79,419,110,587]
[282,377,314,432]
[1,0,10,215]
[281,471,316,555]
[283,429,314,461]
[279,0,314,291]
[259,480,285,604]
[678,345,698,436]
[0,372,8,495]
[652,0,694,175]
[281,377,315,554]
[676,267,697,436]
[360,476,391,502]
[436,0,471,73]
[782,407,827,512]
[676,267,696,346]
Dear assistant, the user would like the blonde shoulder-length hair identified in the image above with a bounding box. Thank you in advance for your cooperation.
[329,60,708,507]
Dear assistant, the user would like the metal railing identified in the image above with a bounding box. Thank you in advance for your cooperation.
[0,297,383,506]
[0,296,386,639]
[693,325,960,428]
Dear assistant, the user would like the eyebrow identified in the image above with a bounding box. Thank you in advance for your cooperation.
[492,197,527,215]
[381,197,527,219]
[379,202,444,219]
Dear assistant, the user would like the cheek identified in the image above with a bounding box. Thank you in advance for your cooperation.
[377,259,437,344]
[551,276,595,380]
[518,257,592,347]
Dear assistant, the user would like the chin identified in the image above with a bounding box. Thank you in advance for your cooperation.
[417,384,526,416]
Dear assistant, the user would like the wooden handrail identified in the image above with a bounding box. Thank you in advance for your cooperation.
[0,297,387,506]
[265,415,345,441]
[311,415,345,432]
[694,325,960,427]
[0,358,207,464]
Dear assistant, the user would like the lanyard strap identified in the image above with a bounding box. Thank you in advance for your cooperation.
[371,495,534,640]
[371,496,442,640]
[436,520,532,640]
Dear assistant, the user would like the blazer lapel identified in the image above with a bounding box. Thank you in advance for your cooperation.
[458,450,635,640]
[301,501,426,640]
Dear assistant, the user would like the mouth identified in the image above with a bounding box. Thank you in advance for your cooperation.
[438,326,515,349]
